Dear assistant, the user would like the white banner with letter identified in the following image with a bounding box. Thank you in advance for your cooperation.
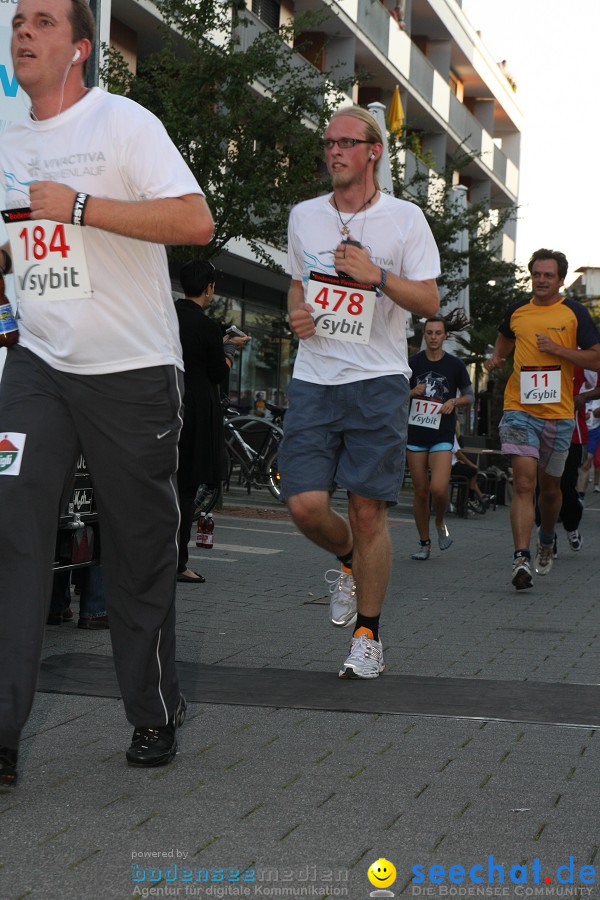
[0,1,29,376]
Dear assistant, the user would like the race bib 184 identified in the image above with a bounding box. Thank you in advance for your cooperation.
[306,270,376,345]
[2,208,92,301]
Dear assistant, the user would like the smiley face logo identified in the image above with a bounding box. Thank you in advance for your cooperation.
[367,858,397,889]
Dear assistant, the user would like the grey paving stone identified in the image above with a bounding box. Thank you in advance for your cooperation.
[3,499,600,899]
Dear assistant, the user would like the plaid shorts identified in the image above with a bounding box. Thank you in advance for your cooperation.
[499,410,574,477]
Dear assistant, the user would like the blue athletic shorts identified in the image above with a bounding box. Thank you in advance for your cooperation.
[406,442,453,453]
[278,375,409,505]
[499,410,574,477]
[588,425,600,457]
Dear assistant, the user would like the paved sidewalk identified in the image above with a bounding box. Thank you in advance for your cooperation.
[2,491,600,900]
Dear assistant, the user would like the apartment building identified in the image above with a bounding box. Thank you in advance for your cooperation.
[98,0,523,409]
[568,268,600,324]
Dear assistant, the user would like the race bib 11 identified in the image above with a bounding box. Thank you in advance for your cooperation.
[520,365,561,404]
[2,207,92,301]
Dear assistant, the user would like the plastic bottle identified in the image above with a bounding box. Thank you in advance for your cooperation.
[0,274,19,347]
[203,513,214,550]
[195,512,206,548]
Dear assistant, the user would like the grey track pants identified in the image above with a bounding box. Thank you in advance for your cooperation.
[0,346,184,748]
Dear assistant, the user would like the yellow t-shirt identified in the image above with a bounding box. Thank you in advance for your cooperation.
[500,297,600,419]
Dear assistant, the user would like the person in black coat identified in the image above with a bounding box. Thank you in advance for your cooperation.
[175,260,250,582]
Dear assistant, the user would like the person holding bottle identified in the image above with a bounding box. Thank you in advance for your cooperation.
[175,259,250,583]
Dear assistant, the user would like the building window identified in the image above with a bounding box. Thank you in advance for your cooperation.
[252,0,280,30]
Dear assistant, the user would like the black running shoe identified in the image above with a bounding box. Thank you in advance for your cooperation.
[126,695,186,768]
[0,746,18,787]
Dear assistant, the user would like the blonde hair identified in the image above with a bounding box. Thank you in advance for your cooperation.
[329,106,384,191]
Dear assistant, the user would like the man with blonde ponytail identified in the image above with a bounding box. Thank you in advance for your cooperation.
[279,105,441,679]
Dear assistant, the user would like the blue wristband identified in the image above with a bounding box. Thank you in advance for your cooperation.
[377,268,387,292]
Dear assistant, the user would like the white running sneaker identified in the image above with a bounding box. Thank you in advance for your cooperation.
[411,541,431,560]
[535,540,554,576]
[324,568,357,628]
[338,633,384,679]
[512,555,532,590]
[566,530,583,552]
[437,522,453,551]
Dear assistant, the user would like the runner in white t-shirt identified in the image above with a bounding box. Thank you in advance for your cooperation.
[0,0,214,786]
[278,106,440,680]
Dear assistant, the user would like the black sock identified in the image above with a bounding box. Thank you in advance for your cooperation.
[354,613,380,642]
[336,549,353,569]
[514,549,531,560]
[419,539,431,547]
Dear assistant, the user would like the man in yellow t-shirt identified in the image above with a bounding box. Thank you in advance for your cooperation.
[485,248,600,590]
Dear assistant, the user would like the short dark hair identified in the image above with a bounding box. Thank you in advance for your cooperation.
[67,0,95,77]
[179,259,216,297]
[528,248,568,280]
[67,0,95,41]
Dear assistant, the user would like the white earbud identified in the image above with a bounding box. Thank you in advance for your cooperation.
[72,49,81,63]
[370,153,376,160]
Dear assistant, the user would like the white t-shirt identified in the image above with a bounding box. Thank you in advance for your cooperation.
[583,370,600,430]
[286,191,440,385]
[0,88,203,374]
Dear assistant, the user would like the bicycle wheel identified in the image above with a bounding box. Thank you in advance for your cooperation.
[265,447,283,502]
[191,484,220,520]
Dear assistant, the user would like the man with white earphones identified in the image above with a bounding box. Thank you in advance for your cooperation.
[279,106,441,680]
[0,0,215,786]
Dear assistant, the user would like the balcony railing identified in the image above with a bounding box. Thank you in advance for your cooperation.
[409,43,434,106]
[357,0,390,58]
[234,8,324,87]
[448,91,482,156]
[493,144,507,183]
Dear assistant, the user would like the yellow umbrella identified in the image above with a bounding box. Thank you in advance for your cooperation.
[387,86,404,134]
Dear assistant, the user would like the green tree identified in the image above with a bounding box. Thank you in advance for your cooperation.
[390,137,528,410]
[102,0,355,267]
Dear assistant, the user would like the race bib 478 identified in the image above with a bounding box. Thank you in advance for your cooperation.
[306,270,376,345]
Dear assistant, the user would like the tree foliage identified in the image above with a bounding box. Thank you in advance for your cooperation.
[389,134,528,397]
[101,0,355,267]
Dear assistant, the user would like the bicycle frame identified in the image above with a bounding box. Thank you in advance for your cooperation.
[192,410,284,518]
[224,415,283,499]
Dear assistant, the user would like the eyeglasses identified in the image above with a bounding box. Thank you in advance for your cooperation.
[320,138,374,150]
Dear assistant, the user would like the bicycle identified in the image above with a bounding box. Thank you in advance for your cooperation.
[192,399,285,516]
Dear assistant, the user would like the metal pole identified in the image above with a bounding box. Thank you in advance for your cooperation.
[367,101,394,196]
[367,102,414,336]
[87,0,102,88]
